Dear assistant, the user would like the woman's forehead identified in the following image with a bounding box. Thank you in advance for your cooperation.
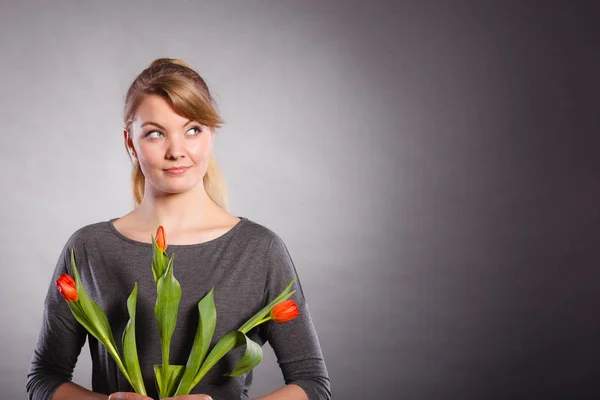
[133,95,189,126]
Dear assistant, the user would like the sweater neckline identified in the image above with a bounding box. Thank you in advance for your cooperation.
[106,216,248,249]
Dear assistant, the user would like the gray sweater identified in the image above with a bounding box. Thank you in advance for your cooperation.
[27,217,331,400]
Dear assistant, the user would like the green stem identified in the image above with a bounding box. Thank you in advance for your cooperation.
[190,365,211,390]
[240,316,272,334]
[162,343,169,397]
[103,339,132,384]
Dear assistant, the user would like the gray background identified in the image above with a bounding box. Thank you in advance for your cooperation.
[1,1,599,399]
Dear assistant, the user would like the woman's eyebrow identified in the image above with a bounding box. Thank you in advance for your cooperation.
[141,120,193,130]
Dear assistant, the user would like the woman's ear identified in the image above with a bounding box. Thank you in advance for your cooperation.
[123,129,136,158]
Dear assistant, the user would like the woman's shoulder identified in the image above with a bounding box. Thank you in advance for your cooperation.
[61,219,114,249]
[236,216,287,246]
[236,218,296,268]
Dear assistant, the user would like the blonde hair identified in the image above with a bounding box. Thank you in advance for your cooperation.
[123,58,229,210]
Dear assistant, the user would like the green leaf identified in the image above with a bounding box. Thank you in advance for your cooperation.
[154,254,182,391]
[69,250,131,384]
[154,364,185,398]
[122,283,146,395]
[238,277,297,334]
[174,288,217,396]
[166,365,185,398]
[189,330,247,388]
[67,300,100,340]
[226,333,262,377]
[154,364,165,396]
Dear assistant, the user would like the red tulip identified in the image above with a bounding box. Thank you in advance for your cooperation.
[270,299,300,323]
[56,274,78,302]
[156,226,167,251]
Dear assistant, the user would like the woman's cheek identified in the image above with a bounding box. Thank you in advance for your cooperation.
[191,140,212,158]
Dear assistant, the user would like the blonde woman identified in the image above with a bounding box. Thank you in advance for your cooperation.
[27,58,330,400]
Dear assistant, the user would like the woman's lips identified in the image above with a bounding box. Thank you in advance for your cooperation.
[164,166,190,175]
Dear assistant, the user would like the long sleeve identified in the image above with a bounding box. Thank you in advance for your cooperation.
[260,235,331,400]
[26,240,88,400]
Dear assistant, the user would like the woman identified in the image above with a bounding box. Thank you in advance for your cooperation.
[27,58,331,400]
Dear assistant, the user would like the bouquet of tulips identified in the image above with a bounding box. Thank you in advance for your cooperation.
[55,226,300,398]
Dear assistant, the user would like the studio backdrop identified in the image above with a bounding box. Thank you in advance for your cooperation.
[1,1,599,400]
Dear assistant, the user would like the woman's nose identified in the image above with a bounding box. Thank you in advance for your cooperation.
[165,136,186,159]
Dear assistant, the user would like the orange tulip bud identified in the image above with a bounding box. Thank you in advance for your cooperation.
[270,299,300,323]
[56,274,78,302]
[156,225,167,251]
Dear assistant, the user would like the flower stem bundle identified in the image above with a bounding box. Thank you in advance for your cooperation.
[56,225,299,398]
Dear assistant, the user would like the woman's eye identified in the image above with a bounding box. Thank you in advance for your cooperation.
[186,126,203,136]
[146,131,164,139]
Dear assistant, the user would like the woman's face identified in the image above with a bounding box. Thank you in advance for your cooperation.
[125,94,214,196]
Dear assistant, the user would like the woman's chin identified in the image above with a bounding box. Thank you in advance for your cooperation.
[157,181,203,195]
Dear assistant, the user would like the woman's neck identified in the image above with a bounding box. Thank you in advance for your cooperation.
[135,184,222,231]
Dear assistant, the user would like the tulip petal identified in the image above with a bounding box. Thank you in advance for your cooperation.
[156,225,167,250]
[56,274,78,302]
[122,283,146,395]
[151,234,169,284]
[174,288,217,396]
[270,299,300,323]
